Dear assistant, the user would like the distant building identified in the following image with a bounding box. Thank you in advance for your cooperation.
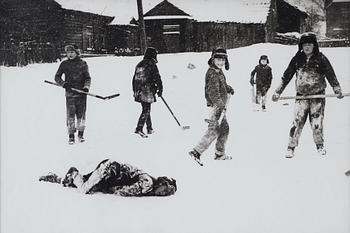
[141,0,308,53]
[0,0,114,53]
[325,0,350,39]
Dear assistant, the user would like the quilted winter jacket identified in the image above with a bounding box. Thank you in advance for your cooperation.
[132,58,163,103]
[276,52,340,95]
[205,65,233,110]
[55,57,91,97]
[250,64,272,92]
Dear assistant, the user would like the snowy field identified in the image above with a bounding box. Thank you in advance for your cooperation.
[1,43,349,233]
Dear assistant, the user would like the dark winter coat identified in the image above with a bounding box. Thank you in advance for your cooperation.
[55,57,91,97]
[63,159,177,197]
[205,65,233,109]
[132,58,163,103]
[250,64,272,95]
[276,52,340,95]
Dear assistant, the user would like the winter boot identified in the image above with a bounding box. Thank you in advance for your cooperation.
[316,144,327,156]
[189,149,203,166]
[68,134,75,145]
[135,129,148,138]
[285,147,295,158]
[214,153,232,160]
[262,105,266,112]
[78,131,85,143]
[147,128,154,135]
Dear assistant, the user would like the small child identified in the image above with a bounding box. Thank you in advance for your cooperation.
[250,55,273,111]
[189,48,234,165]
[55,44,91,144]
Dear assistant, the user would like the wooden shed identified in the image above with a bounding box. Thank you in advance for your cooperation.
[142,0,308,53]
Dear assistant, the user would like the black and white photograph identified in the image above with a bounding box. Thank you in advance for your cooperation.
[0,0,349,232]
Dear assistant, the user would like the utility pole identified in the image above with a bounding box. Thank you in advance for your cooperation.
[137,0,147,54]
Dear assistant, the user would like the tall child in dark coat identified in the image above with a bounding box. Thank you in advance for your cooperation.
[55,45,91,144]
[189,48,234,165]
[250,55,273,111]
[272,33,343,158]
[132,47,163,137]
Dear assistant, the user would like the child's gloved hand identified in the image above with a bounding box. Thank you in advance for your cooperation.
[82,88,89,93]
[62,83,72,90]
[334,86,343,99]
[272,92,280,102]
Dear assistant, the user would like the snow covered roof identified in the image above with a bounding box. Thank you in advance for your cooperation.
[149,0,272,23]
[54,0,307,25]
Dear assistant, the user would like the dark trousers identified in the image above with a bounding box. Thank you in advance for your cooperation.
[66,96,87,134]
[136,102,152,131]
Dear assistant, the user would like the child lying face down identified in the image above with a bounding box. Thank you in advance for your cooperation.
[39,159,177,197]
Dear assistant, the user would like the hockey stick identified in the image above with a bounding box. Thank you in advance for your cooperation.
[279,93,350,100]
[44,80,120,100]
[160,96,190,130]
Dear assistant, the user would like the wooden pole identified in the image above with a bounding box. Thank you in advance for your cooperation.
[137,0,147,54]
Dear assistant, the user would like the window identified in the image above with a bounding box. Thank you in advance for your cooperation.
[163,24,180,35]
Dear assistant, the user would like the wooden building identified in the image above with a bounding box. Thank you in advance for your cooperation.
[0,0,114,53]
[143,0,192,53]
[325,0,350,39]
[142,0,307,53]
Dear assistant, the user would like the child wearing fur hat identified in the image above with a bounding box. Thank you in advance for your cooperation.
[132,47,163,137]
[272,33,343,158]
[189,48,234,165]
[55,44,91,144]
[39,158,177,197]
[250,55,273,111]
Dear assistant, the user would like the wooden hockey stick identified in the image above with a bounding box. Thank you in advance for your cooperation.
[279,93,350,100]
[44,80,120,100]
[160,96,190,130]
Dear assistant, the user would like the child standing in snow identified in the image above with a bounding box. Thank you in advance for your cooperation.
[55,45,91,144]
[189,48,234,165]
[272,33,343,158]
[132,47,163,137]
[250,55,273,111]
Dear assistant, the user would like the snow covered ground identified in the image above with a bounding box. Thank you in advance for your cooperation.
[1,43,349,233]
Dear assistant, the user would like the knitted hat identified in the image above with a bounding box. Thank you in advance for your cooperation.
[64,44,80,55]
[144,47,158,62]
[298,32,319,54]
[259,55,269,64]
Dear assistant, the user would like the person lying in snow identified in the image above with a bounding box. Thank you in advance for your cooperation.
[39,159,177,197]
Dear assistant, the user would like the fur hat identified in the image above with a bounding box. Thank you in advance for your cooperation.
[144,47,158,62]
[64,44,80,55]
[208,48,230,70]
[298,32,319,54]
[259,55,269,64]
[153,176,177,196]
